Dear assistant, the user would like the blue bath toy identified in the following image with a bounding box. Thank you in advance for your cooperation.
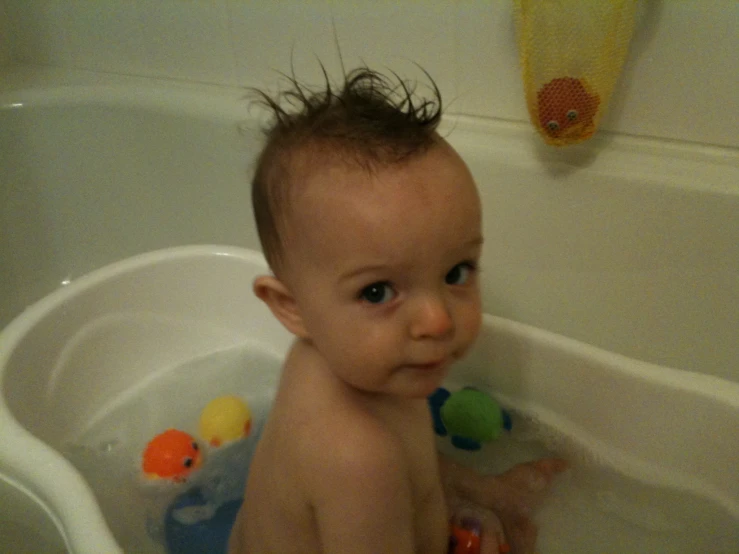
[164,488,242,554]
[428,387,451,436]
[160,405,263,553]
[428,387,512,451]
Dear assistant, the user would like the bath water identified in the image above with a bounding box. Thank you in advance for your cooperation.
[62,347,738,553]
[62,343,281,554]
[438,407,739,553]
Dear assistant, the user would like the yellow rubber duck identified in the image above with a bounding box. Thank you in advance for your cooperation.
[198,395,252,447]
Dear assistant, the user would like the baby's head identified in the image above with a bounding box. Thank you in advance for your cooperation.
[251,67,443,275]
[251,68,483,398]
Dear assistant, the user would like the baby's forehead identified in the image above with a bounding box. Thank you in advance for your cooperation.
[288,151,476,237]
[286,162,398,227]
[288,137,453,192]
[280,150,376,213]
[281,141,468,232]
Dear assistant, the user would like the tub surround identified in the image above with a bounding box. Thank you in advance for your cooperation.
[0,67,738,553]
[1,66,737,383]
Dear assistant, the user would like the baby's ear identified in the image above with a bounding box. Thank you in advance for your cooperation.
[253,275,308,338]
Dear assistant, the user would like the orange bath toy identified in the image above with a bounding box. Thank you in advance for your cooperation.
[449,516,510,554]
[449,524,481,554]
[142,429,202,482]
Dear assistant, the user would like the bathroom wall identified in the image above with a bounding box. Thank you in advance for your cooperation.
[0,2,10,65]
[1,0,738,149]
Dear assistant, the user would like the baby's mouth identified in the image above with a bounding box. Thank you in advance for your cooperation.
[406,358,448,371]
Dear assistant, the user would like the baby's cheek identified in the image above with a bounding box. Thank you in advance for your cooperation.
[334,318,385,355]
[459,304,482,344]
[356,322,398,353]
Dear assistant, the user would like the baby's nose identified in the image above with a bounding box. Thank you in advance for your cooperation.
[409,295,454,340]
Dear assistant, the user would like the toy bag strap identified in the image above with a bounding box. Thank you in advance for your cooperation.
[513,0,638,146]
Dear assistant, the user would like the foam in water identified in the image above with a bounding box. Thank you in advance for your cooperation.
[60,352,738,553]
[437,394,739,553]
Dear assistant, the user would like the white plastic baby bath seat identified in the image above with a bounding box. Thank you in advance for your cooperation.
[0,245,292,553]
[0,245,738,553]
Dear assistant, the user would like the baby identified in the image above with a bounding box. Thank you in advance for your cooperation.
[229,67,566,554]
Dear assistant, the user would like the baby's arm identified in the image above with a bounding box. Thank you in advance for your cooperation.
[307,428,416,554]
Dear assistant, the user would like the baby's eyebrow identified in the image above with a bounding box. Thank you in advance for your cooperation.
[339,264,389,283]
[338,237,483,282]
[465,236,484,248]
[454,236,484,255]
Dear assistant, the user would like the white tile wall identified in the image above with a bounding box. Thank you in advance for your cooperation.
[4,0,71,67]
[62,0,149,75]
[226,1,457,99]
[454,1,526,122]
[598,2,739,147]
[227,1,336,88]
[140,0,234,83]
[2,0,738,148]
[0,1,9,65]
[326,1,457,102]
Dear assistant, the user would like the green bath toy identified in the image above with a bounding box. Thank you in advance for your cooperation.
[429,387,512,451]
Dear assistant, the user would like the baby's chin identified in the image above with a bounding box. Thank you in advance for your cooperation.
[391,365,452,399]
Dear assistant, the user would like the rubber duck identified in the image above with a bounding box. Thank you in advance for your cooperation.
[198,395,252,448]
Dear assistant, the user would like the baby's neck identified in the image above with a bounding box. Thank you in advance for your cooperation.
[291,338,429,416]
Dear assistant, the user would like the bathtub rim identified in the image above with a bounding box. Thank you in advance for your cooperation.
[1,64,737,199]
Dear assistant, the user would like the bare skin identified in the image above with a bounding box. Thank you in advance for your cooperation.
[229,141,566,554]
[231,341,449,554]
[441,457,568,553]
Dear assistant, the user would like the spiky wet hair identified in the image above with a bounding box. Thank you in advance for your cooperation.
[250,67,443,273]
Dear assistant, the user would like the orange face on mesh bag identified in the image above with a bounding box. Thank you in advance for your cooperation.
[537,77,600,141]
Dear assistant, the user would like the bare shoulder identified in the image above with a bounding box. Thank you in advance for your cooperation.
[284,364,407,494]
[260,345,433,552]
[279,344,406,477]
[293,391,405,485]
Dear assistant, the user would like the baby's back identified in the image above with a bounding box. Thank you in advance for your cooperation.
[230,341,448,553]
[233,420,320,553]
[231,349,324,552]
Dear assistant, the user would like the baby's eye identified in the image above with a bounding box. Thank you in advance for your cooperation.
[445,262,476,286]
[359,282,396,304]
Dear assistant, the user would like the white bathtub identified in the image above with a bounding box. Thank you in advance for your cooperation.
[1,66,738,553]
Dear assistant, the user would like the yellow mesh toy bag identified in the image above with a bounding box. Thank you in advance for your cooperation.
[514,0,638,146]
